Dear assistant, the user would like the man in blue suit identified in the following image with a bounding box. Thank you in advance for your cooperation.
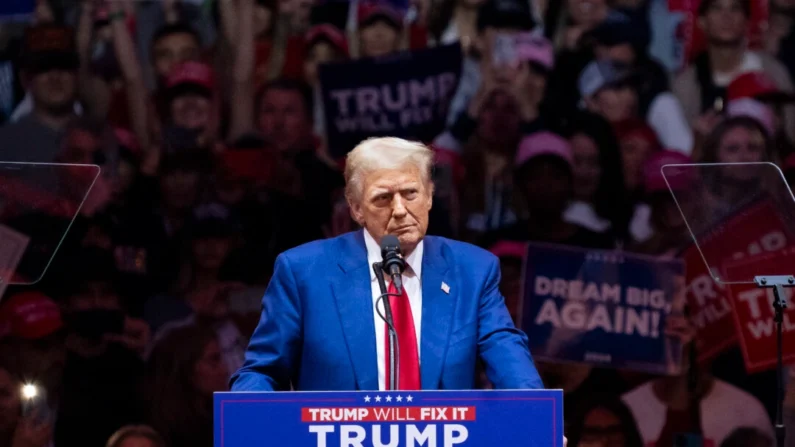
[231,136,544,392]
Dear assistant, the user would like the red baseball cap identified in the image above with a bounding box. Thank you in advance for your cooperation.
[0,291,63,340]
[643,150,694,193]
[306,24,349,57]
[358,2,404,28]
[727,72,795,103]
[166,61,215,93]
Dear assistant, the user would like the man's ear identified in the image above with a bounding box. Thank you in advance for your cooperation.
[348,198,365,226]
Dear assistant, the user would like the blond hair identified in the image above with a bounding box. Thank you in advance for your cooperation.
[344,137,434,203]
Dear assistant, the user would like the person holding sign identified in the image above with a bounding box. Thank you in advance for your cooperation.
[231,137,543,392]
[357,2,404,58]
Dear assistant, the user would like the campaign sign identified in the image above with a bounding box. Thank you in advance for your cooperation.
[725,248,795,373]
[520,243,685,375]
[214,390,563,447]
[0,0,34,21]
[318,44,462,158]
[683,199,794,363]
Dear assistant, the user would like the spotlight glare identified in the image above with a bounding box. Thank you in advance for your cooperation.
[21,384,38,399]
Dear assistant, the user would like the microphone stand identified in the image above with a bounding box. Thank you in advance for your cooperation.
[374,262,399,391]
[755,275,791,447]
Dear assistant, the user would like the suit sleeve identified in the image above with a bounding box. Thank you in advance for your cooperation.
[230,253,302,391]
[477,256,544,389]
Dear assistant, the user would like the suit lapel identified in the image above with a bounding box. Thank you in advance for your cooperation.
[420,236,456,390]
[331,231,379,390]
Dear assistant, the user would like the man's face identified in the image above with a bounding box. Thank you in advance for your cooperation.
[257,88,311,153]
[152,32,201,81]
[170,93,212,130]
[359,20,400,58]
[349,164,433,255]
[587,85,637,123]
[28,69,77,115]
[700,0,748,46]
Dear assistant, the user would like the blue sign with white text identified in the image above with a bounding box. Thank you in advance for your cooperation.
[318,44,462,158]
[214,389,563,447]
[521,243,686,375]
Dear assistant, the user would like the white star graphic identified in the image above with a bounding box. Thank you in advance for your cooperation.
[364,395,371,402]
[375,395,382,402]
[385,395,392,402]
[406,395,413,402]
[396,395,403,402]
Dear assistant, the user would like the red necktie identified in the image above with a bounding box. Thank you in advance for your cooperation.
[384,281,420,390]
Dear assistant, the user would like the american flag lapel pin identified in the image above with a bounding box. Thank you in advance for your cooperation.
[441,282,450,294]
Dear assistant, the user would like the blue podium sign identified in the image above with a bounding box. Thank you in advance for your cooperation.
[214,389,563,447]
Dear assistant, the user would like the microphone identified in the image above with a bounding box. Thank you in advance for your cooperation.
[380,235,406,295]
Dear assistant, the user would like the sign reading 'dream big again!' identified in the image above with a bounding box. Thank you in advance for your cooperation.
[521,243,686,375]
[214,390,563,447]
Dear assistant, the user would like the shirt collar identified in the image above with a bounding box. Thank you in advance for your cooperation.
[363,229,423,282]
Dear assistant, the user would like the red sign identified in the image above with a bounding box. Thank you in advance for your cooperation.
[668,0,769,69]
[684,200,792,362]
[725,248,795,373]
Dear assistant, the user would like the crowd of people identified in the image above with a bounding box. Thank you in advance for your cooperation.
[1,0,795,446]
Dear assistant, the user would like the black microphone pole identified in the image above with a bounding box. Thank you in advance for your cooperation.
[756,276,790,447]
[374,262,399,391]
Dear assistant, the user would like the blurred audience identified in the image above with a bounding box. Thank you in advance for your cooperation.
[144,323,227,447]
[0,0,792,445]
[566,394,644,447]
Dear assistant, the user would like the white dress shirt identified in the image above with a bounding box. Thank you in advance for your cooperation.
[364,230,423,391]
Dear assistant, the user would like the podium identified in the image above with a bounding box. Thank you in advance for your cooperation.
[214,389,563,446]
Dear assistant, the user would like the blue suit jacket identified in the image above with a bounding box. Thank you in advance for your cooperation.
[230,231,543,391]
